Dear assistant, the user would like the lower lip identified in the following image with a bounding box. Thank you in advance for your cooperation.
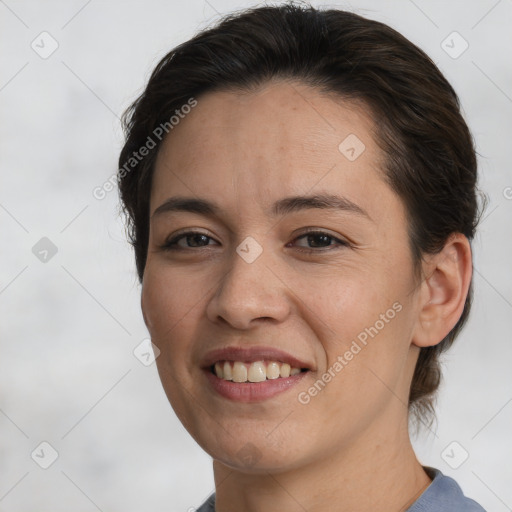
[204,369,309,403]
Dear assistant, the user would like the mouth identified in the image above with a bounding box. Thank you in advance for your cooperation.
[202,346,312,402]
[210,360,307,382]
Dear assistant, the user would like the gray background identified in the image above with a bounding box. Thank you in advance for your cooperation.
[1,0,511,510]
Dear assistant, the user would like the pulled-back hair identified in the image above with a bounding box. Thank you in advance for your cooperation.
[118,2,483,431]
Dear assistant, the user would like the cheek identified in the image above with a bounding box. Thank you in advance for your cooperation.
[141,262,205,341]
[141,262,210,400]
[295,266,397,346]
[293,266,414,409]
[141,264,208,423]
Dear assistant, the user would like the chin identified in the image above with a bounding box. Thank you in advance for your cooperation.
[195,424,308,474]
[212,446,303,474]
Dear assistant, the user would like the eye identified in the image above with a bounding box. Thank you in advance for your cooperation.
[160,231,218,251]
[289,230,350,252]
[160,229,349,253]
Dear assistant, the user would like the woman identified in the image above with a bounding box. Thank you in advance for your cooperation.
[117,3,486,511]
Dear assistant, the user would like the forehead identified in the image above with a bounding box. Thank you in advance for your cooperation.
[151,80,390,218]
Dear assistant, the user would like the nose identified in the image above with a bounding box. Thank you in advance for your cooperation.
[206,244,291,330]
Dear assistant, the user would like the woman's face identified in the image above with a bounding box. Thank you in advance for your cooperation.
[142,81,423,472]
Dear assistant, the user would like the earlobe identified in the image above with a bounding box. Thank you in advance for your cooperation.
[412,234,472,348]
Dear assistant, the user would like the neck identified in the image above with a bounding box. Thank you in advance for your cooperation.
[212,407,432,512]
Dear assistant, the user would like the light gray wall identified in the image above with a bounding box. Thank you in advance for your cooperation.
[1,1,510,510]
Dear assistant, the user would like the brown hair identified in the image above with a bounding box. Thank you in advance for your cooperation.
[117,2,483,431]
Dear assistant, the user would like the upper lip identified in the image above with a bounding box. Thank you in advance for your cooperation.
[202,346,313,370]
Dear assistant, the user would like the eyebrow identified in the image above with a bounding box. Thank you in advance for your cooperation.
[151,193,370,220]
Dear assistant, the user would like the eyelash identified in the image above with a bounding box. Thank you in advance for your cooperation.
[160,229,350,254]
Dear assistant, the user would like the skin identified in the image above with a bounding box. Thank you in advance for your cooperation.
[141,80,472,512]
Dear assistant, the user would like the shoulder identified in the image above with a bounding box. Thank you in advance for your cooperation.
[196,493,216,512]
[407,466,487,511]
[196,468,487,512]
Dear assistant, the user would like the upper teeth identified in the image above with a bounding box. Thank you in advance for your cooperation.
[214,360,302,382]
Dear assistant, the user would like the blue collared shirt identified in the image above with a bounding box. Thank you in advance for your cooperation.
[196,466,487,511]
[406,466,486,511]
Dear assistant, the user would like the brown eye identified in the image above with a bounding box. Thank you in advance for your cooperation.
[161,231,218,250]
[303,233,332,248]
[290,230,349,252]
[183,233,211,247]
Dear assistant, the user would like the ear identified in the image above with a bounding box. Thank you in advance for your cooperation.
[412,234,472,348]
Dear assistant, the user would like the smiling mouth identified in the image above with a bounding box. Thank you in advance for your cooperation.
[211,360,308,383]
